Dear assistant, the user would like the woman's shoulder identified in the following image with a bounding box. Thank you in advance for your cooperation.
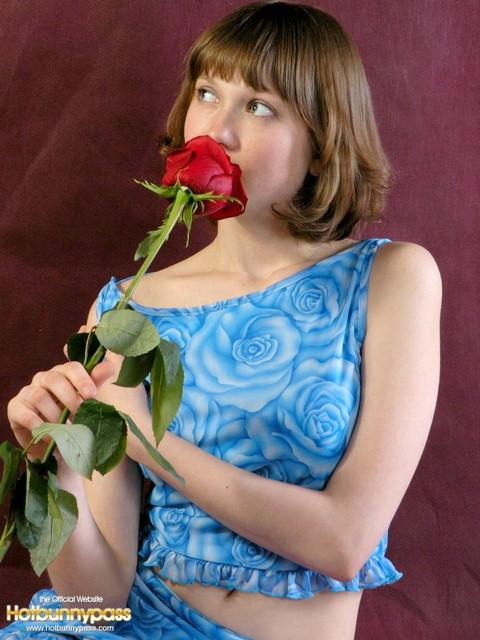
[373,241,441,288]
[369,241,442,316]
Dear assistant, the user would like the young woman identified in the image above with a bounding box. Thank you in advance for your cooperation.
[2,2,441,639]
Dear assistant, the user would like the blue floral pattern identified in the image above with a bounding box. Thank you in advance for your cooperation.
[185,305,302,411]
[0,239,403,639]
[102,238,401,598]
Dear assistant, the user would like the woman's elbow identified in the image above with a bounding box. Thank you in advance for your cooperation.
[307,536,370,583]
[308,557,364,584]
[326,557,366,583]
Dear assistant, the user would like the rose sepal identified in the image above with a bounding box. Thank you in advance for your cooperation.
[134,180,245,256]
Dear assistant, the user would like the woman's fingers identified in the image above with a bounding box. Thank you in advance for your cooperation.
[7,354,132,457]
[7,361,98,446]
[7,391,54,456]
[90,359,116,389]
[7,394,44,429]
[31,362,97,413]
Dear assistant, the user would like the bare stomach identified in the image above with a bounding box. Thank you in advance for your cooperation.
[158,573,362,640]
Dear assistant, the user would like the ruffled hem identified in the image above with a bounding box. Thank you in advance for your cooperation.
[140,547,402,600]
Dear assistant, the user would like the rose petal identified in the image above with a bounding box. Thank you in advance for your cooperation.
[187,136,230,172]
[161,135,247,220]
[162,148,195,186]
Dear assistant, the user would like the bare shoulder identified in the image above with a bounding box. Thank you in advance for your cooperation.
[371,241,442,303]
[85,257,200,322]
[365,241,442,343]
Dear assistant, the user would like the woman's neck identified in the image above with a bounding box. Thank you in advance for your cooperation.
[131,217,355,309]
[207,216,321,281]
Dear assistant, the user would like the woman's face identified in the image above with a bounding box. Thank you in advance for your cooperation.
[184,75,318,219]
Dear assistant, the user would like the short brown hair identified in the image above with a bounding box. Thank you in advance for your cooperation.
[161,1,392,242]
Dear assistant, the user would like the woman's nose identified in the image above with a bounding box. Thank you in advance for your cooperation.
[208,111,240,150]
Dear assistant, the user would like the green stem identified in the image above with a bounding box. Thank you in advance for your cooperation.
[0,514,16,562]
[39,408,70,465]
[116,189,189,310]
[39,190,189,467]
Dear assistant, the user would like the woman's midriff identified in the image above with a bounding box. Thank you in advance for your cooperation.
[156,570,362,640]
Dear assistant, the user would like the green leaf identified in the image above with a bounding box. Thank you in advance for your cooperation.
[13,472,43,549]
[115,348,156,387]
[24,460,48,529]
[157,339,182,385]
[150,346,184,446]
[45,455,58,476]
[0,515,16,562]
[29,475,78,576]
[96,309,160,357]
[66,331,102,366]
[32,424,95,479]
[119,412,184,485]
[73,399,127,475]
[0,440,22,507]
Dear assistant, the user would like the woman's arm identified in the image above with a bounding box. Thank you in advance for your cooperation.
[107,241,441,582]
[47,453,141,606]
[7,327,142,606]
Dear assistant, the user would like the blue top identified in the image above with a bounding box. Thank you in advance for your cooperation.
[96,237,402,599]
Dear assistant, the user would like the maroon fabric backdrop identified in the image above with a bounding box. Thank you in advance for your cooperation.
[1,1,478,638]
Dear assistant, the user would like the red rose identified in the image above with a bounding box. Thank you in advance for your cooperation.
[162,135,247,220]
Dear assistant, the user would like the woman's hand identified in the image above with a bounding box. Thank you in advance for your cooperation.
[5,315,143,603]
[7,358,115,458]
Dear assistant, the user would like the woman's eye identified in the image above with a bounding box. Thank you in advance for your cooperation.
[248,101,274,117]
[196,88,216,103]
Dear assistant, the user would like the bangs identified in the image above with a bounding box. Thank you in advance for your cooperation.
[185,4,318,121]
[188,28,275,93]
